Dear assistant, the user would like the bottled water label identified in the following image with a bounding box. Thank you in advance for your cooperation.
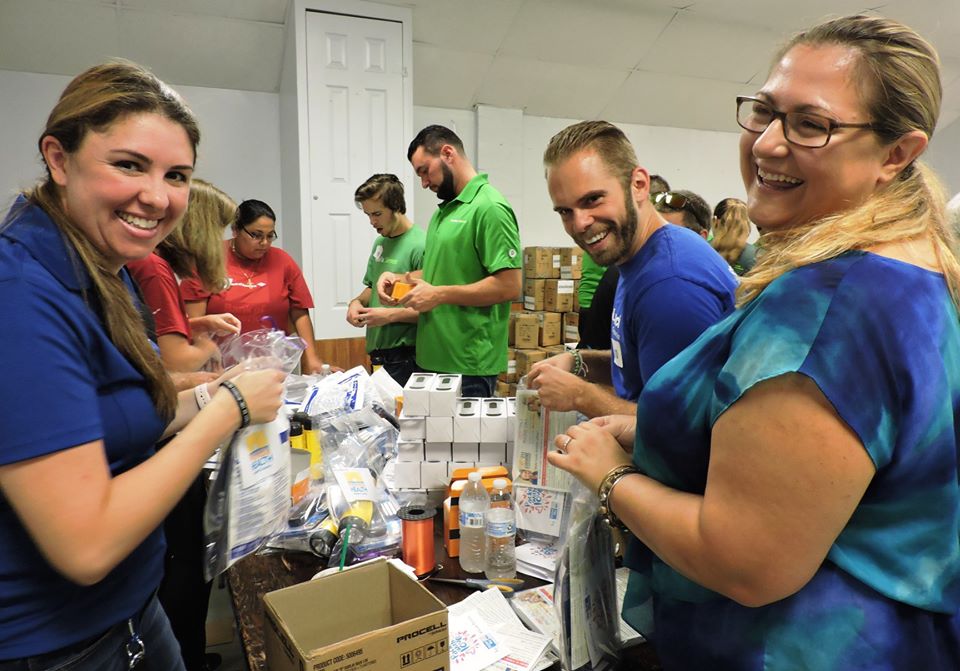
[460,511,485,528]
[486,519,515,538]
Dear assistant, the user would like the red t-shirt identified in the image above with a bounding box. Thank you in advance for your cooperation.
[180,243,314,334]
[127,253,192,340]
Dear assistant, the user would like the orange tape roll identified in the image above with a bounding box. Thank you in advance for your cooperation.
[399,505,436,577]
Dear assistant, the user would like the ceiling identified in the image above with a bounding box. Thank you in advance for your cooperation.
[1,0,959,133]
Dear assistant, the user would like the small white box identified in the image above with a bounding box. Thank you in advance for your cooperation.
[452,442,479,462]
[403,372,436,417]
[420,461,449,489]
[453,398,483,442]
[447,461,476,477]
[426,416,454,442]
[393,461,421,488]
[505,441,514,465]
[429,374,462,417]
[424,441,452,461]
[480,398,509,443]
[396,440,424,462]
[506,397,517,444]
[398,410,425,441]
[478,442,506,466]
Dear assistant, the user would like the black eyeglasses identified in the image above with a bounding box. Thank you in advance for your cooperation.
[736,96,875,149]
[241,228,278,243]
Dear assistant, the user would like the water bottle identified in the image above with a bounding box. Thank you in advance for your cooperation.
[459,472,490,573]
[484,478,517,579]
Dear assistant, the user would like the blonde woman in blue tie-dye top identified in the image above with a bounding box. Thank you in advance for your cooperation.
[549,15,960,670]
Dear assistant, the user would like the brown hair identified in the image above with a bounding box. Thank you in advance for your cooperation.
[711,198,752,265]
[543,120,639,195]
[156,179,234,292]
[739,15,959,310]
[354,173,407,214]
[28,60,201,419]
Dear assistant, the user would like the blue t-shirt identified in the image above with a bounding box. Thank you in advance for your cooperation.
[0,198,167,659]
[625,252,960,669]
[611,225,737,400]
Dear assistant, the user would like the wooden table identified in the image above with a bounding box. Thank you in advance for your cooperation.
[226,527,661,671]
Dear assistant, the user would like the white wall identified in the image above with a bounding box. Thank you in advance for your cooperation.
[0,69,283,231]
[411,105,744,248]
[927,117,960,198]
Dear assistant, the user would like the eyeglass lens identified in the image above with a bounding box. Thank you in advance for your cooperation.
[737,98,833,147]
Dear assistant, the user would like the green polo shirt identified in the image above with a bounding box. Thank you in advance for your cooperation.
[362,225,426,353]
[578,253,607,309]
[417,173,521,375]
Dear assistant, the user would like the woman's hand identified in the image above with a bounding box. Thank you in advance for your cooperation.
[588,414,637,451]
[190,312,241,335]
[547,421,632,494]
[222,369,286,425]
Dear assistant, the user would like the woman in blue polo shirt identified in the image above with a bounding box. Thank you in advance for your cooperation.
[0,62,284,670]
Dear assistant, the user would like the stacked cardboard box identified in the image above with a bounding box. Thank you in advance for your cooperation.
[497,246,583,396]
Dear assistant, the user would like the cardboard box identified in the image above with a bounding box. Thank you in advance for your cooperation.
[563,312,579,343]
[398,410,426,441]
[573,280,580,311]
[453,398,482,443]
[421,461,449,489]
[403,373,435,417]
[515,349,547,377]
[514,313,540,350]
[498,349,517,384]
[541,344,567,356]
[544,279,575,313]
[264,559,449,671]
[536,312,562,347]
[429,374,461,417]
[559,248,583,279]
[523,246,559,279]
[507,312,516,347]
[495,381,511,398]
[396,440,424,462]
[523,278,545,311]
[478,442,507,465]
[424,442,452,461]
[452,442,479,462]
[425,416,454,443]
[393,461,421,488]
[480,398,509,443]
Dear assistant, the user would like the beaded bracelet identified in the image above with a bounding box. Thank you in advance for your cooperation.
[220,380,251,428]
[571,348,589,378]
[193,383,212,410]
[597,464,640,531]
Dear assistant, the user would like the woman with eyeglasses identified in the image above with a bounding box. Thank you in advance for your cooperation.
[182,199,330,374]
[550,14,959,669]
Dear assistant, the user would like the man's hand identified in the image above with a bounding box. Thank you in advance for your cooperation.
[525,363,587,412]
[376,272,403,305]
[354,307,395,328]
[398,278,444,313]
[346,299,365,327]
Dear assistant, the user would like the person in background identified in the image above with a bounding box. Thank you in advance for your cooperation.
[182,199,333,374]
[711,197,757,275]
[551,15,960,668]
[377,125,522,398]
[128,178,240,372]
[347,174,424,386]
[654,189,713,240]
[528,122,737,418]
[649,174,671,197]
[577,253,618,349]
[0,60,284,670]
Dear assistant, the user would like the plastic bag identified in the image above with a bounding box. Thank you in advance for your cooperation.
[202,329,301,580]
[554,479,621,671]
[512,376,577,545]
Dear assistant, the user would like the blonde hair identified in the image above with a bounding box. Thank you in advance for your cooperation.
[711,198,752,265]
[739,15,959,310]
[28,60,200,420]
[157,179,234,292]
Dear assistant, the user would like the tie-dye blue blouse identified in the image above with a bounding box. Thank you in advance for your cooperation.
[624,252,960,670]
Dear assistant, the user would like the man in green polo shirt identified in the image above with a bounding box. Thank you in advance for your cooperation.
[377,125,521,398]
[347,173,425,386]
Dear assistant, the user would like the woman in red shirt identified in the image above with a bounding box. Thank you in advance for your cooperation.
[182,199,329,374]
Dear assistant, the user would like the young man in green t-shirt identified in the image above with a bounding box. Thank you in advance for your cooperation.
[347,174,425,386]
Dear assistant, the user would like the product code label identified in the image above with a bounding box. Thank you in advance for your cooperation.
[460,511,485,528]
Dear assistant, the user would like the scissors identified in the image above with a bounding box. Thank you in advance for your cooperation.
[428,577,525,596]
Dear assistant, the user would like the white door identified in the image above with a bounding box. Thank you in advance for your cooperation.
[304,10,407,340]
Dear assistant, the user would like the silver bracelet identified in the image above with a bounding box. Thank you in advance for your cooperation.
[193,383,212,410]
